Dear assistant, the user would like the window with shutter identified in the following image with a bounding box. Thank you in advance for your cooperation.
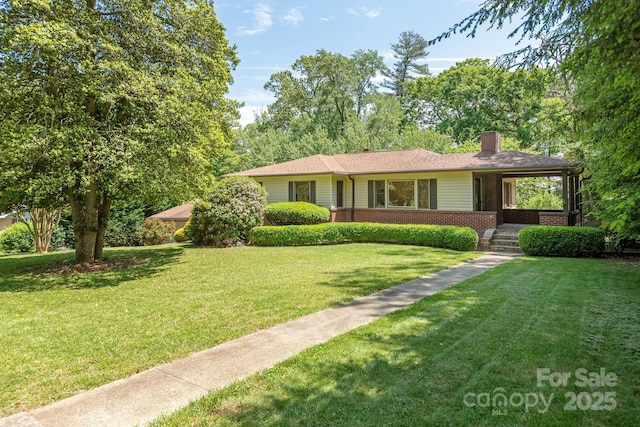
[289,181,315,203]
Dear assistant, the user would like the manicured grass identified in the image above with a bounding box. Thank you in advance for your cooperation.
[0,243,477,416]
[152,257,640,426]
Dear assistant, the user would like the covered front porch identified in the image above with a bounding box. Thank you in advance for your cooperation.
[473,167,582,229]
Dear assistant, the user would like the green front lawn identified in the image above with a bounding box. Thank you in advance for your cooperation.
[152,257,640,426]
[0,243,478,416]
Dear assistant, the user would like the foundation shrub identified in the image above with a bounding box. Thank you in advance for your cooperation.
[249,222,478,251]
[265,202,330,225]
[518,226,605,257]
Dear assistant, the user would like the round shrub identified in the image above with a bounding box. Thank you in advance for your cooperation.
[249,222,478,251]
[0,222,34,253]
[187,176,267,247]
[518,226,605,257]
[140,218,175,245]
[173,227,187,242]
[265,202,330,225]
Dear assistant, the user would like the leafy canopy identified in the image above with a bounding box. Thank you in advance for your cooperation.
[0,0,239,261]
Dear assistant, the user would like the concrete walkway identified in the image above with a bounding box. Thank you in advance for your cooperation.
[2,253,516,427]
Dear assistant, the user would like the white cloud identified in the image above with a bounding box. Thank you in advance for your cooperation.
[364,7,383,18]
[232,89,275,126]
[319,16,335,22]
[282,8,304,26]
[238,3,273,36]
[345,6,383,18]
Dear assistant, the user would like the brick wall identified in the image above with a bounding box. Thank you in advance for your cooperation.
[539,212,569,226]
[539,211,582,227]
[503,209,540,224]
[330,208,350,222]
[340,209,497,238]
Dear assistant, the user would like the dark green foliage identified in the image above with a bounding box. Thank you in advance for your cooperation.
[249,223,478,252]
[51,213,75,249]
[50,225,69,250]
[0,222,34,253]
[187,177,267,247]
[140,218,175,246]
[50,203,167,248]
[104,203,146,247]
[604,230,640,254]
[265,202,330,226]
[518,226,605,257]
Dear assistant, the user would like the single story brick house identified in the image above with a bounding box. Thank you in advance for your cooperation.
[232,132,583,238]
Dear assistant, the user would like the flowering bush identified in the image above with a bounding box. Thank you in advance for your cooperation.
[139,218,175,245]
[187,176,267,247]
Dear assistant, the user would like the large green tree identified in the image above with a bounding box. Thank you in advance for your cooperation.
[406,58,563,148]
[433,0,640,237]
[381,30,430,99]
[263,49,385,139]
[0,0,238,262]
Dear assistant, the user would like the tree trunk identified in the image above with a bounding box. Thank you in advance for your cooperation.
[29,208,62,253]
[70,181,100,264]
[18,208,62,253]
[94,198,111,260]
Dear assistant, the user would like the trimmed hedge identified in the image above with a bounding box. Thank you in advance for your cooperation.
[265,202,330,225]
[518,226,605,257]
[249,222,478,251]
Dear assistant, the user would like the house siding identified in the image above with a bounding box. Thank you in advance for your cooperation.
[0,217,17,233]
[353,171,472,211]
[255,171,503,236]
[260,175,335,207]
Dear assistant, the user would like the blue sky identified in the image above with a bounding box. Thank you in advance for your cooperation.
[215,1,525,126]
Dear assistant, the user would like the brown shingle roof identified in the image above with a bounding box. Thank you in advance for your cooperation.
[149,202,194,221]
[233,148,578,177]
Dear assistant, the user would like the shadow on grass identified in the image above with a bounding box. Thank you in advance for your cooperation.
[156,283,494,427]
[0,245,184,292]
[159,258,640,427]
[315,246,474,300]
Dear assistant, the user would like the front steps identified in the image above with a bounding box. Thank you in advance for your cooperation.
[490,228,522,253]
[483,224,535,253]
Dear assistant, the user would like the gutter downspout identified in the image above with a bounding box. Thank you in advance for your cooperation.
[348,175,355,222]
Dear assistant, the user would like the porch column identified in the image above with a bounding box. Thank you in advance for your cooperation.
[569,175,576,212]
[562,170,569,212]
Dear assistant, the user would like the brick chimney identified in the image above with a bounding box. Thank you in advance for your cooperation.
[481,131,502,153]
